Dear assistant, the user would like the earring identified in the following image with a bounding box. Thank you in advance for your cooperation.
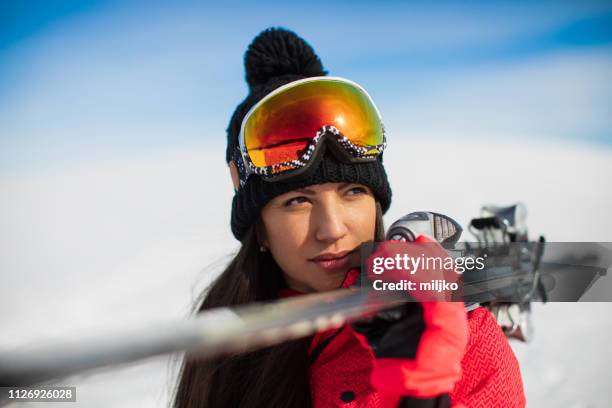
[260,245,267,253]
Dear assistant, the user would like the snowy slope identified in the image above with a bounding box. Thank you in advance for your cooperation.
[0,139,610,407]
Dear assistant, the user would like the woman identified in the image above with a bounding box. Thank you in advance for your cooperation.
[174,28,525,408]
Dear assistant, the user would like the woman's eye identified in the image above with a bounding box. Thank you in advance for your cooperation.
[346,186,367,196]
[284,196,309,207]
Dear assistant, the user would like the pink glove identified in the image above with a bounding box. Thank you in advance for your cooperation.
[353,236,469,405]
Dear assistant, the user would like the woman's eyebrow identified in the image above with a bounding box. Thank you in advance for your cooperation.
[294,187,317,195]
[293,184,351,195]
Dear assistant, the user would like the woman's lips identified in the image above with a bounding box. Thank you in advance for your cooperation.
[309,251,355,271]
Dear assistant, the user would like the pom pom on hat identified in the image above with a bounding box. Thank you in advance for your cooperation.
[244,27,327,90]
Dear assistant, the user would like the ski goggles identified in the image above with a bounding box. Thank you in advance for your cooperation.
[233,76,386,185]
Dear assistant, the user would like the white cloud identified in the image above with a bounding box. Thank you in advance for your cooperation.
[383,47,612,143]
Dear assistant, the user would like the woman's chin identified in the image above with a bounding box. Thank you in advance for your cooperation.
[311,271,348,292]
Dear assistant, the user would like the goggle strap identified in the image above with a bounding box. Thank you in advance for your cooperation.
[233,148,249,188]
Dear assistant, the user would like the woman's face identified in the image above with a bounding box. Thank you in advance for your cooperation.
[260,182,377,292]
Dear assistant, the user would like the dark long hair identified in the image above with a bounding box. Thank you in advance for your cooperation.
[173,202,385,408]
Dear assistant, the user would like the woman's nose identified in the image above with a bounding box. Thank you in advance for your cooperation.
[313,201,349,243]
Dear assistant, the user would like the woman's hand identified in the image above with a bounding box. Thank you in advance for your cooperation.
[347,236,469,407]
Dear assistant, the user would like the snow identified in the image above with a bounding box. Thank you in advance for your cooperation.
[0,139,611,407]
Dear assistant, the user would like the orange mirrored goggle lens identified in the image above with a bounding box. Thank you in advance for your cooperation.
[242,78,384,169]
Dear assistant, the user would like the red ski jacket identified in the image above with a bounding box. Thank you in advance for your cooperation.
[281,290,525,407]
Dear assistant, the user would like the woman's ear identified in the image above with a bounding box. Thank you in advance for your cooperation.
[255,218,269,249]
[229,161,240,191]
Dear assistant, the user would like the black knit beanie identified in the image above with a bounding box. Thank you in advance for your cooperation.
[226,28,392,240]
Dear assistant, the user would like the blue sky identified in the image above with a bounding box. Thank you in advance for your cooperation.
[1,1,611,174]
